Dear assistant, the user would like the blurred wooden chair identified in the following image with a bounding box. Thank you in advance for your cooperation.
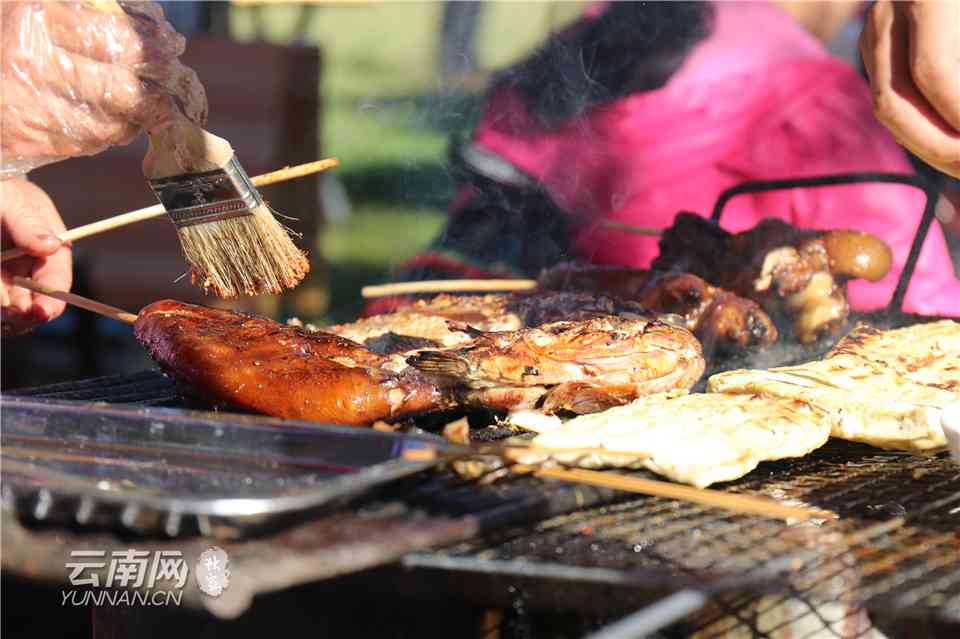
[30,37,325,320]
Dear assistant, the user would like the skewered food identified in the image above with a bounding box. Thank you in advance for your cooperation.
[327,291,657,353]
[135,300,453,426]
[408,316,705,414]
[653,213,892,343]
[137,299,704,426]
[327,294,520,349]
[708,321,960,452]
[513,392,832,487]
[537,263,778,353]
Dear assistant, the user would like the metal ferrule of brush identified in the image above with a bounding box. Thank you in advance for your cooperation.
[149,155,263,228]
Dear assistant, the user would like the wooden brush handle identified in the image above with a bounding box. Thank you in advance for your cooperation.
[11,276,137,324]
[362,279,538,298]
[0,158,338,262]
[144,120,230,178]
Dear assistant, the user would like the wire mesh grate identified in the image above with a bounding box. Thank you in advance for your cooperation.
[434,441,960,635]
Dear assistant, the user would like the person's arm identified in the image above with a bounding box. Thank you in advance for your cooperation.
[860,0,960,177]
[0,1,206,335]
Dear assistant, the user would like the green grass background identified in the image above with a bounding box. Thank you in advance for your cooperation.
[228,2,586,322]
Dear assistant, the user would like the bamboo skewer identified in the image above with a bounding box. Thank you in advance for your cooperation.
[523,466,834,522]
[359,218,666,299]
[10,276,137,325]
[1,158,339,263]
[404,445,833,522]
[362,278,538,298]
[600,219,663,236]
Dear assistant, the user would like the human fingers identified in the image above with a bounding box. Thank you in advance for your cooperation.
[905,0,960,133]
[1,256,36,315]
[861,1,960,175]
[0,180,63,257]
[29,244,73,322]
[43,1,184,68]
[1,306,46,337]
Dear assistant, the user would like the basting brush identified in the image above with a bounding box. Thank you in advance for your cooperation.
[0,158,337,264]
[144,119,311,298]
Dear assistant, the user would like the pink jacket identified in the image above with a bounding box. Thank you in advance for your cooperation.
[472,1,959,315]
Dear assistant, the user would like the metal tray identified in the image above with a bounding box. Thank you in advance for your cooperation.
[1,396,448,537]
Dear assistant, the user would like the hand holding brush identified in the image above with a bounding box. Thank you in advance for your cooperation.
[2,0,321,300]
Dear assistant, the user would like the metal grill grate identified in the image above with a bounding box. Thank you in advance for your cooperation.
[423,441,960,634]
[8,370,177,404]
[11,370,960,635]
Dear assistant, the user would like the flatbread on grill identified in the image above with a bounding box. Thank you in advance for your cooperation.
[519,392,831,487]
[828,320,960,391]
[708,320,960,453]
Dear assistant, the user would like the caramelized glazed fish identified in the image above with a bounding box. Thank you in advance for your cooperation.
[653,213,892,343]
[135,300,452,426]
[538,263,777,353]
[408,316,705,414]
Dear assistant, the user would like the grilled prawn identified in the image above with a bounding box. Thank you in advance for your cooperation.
[407,316,705,414]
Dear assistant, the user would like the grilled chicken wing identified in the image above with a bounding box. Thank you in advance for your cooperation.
[537,263,777,353]
[135,300,453,426]
[653,213,892,343]
[408,316,705,414]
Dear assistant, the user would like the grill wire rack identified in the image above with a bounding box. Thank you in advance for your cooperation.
[418,440,959,637]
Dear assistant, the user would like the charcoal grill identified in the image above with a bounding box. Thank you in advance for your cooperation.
[6,365,959,634]
[3,173,959,637]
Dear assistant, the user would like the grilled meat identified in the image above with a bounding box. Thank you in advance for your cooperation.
[506,291,656,326]
[327,291,655,354]
[408,316,705,414]
[326,294,520,349]
[537,263,777,353]
[708,321,960,452]
[653,213,892,343]
[135,300,452,426]
[515,392,832,487]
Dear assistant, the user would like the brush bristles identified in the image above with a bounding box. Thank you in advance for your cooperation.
[176,204,309,298]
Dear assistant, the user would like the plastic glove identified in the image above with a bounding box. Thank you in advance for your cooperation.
[0,0,207,178]
[861,0,960,177]
[1,179,72,337]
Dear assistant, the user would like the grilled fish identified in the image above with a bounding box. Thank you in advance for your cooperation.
[326,294,520,349]
[408,316,705,414]
[135,300,453,426]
